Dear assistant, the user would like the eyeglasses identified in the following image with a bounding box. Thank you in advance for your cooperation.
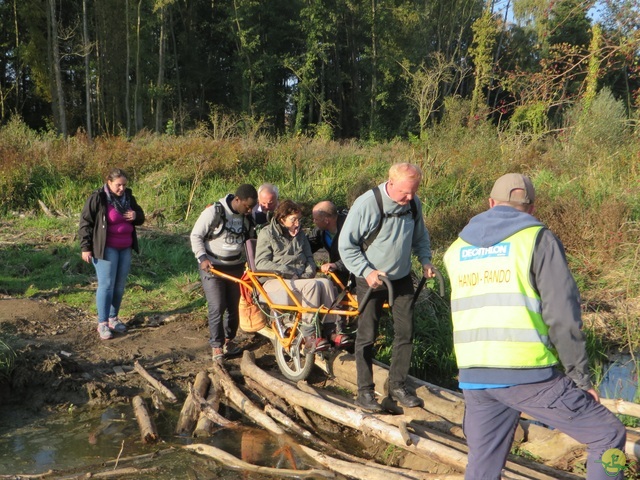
[285,215,302,224]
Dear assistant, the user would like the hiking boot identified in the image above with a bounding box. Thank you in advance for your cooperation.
[212,347,224,362]
[108,317,127,333]
[303,335,330,354]
[223,339,242,357]
[389,386,422,408]
[97,323,113,340]
[355,391,383,413]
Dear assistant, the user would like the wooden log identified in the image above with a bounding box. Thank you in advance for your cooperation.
[209,362,284,435]
[242,352,578,480]
[184,443,334,478]
[240,351,468,472]
[245,376,293,414]
[91,467,159,478]
[601,398,640,418]
[175,371,211,435]
[132,395,159,444]
[133,360,178,403]
[190,381,237,429]
[372,356,640,463]
[194,382,224,437]
[299,444,464,480]
[265,404,315,442]
[399,421,412,446]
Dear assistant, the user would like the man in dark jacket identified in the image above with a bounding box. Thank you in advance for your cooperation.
[308,200,355,348]
[308,201,350,285]
[443,173,626,480]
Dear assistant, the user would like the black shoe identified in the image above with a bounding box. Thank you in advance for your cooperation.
[355,391,383,413]
[389,387,422,408]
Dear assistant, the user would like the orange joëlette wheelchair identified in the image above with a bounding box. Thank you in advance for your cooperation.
[207,238,443,382]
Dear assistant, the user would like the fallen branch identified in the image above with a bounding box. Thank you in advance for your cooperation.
[38,199,55,217]
[132,395,159,444]
[209,363,284,435]
[0,471,54,479]
[190,381,237,429]
[601,398,640,418]
[299,444,464,480]
[176,371,211,435]
[133,360,178,403]
[184,443,334,478]
[90,467,159,478]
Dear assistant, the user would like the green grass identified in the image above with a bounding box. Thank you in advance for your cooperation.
[0,339,16,380]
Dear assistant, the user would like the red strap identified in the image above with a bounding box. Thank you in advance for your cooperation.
[240,272,254,304]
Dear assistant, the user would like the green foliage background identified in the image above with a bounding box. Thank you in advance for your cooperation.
[1,89,639,388]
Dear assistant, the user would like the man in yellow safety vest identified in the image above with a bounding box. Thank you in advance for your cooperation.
[443,173,626,480]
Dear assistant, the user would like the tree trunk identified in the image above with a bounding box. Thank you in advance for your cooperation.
[210,362,284,435]
[48,0,67,137]
[369,0,377,136]
[134,0,143,132]
[82,0,93,140]
[193,382,227,436]
[299,445,465,480]
[12,0,20,112]
[240,351,469,472]
[184,443,334,478]
[154,5,165,133]
[169,8,182,134]
[125,0,132,137]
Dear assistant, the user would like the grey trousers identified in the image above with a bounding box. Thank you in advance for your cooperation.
[462,374,627,480]
[262,277,337,325]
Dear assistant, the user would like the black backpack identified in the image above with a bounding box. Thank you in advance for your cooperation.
[205,202,254,241]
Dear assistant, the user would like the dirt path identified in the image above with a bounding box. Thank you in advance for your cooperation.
[0,296,275,410]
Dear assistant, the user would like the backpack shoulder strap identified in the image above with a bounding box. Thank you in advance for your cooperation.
[360,187,418,251]
[205,202,226,239]
[360,187,385,251]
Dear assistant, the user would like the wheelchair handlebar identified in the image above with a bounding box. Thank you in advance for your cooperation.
[358,275,394,312]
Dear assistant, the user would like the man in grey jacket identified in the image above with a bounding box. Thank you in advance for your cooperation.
[443,173,626,479]
[339,163,435,412]
[190,184,257,361]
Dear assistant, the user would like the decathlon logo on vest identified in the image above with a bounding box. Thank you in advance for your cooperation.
[459,242,510,261]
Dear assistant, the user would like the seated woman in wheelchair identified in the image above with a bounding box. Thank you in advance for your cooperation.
[254,199,340,353]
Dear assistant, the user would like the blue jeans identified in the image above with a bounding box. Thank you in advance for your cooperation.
[92,247,132,323]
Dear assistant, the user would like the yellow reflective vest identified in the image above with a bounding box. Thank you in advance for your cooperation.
[443,226,559,369]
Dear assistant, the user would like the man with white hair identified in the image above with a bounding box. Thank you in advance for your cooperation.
[339,163,435,412]
[252,183,279,228]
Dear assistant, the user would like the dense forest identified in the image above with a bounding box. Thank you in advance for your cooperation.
[0,0,638,140]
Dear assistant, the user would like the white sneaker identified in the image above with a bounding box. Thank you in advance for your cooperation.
[97,323,113,340]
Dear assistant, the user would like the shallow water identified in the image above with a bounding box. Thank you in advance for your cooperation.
[0,402,317,478]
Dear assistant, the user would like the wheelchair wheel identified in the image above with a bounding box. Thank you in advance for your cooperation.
[273,329,315,382]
